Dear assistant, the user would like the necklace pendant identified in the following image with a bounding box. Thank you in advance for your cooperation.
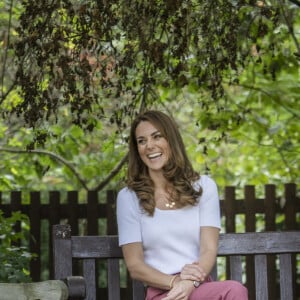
[165,201,175,208]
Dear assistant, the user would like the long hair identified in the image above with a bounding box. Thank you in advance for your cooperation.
[127,110,202,216]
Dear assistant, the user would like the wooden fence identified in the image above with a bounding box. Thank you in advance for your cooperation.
[0,183,299,299]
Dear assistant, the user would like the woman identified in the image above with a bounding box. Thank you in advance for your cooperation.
[117,110,248,300]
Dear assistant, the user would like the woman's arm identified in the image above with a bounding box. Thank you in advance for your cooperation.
[198,226,219,274]
[180,226,219,282]
[122,242,176,290]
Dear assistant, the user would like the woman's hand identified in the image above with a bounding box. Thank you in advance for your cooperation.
[162,279,194,300]
[180,262,206,282]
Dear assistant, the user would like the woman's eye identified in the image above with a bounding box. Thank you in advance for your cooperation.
[137,139,146,145]
[154,134,162,139]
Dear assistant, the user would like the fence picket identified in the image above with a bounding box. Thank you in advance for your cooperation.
[29,192,41,282]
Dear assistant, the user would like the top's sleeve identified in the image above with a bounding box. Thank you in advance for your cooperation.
[198,175,221,229]
[116,187,143,246]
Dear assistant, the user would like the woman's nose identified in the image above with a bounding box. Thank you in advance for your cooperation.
[146,139,154,149]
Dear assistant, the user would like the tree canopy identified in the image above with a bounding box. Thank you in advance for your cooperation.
[0,0,299,192]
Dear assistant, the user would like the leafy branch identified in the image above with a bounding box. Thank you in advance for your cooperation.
[93,153,128,191]
[288,0,300,7]
[281,0,300,56]
[0,147,127,191]
[237,83,300,119]
[0,0,14,104]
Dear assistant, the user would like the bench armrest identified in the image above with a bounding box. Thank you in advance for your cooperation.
[64,276,86,299]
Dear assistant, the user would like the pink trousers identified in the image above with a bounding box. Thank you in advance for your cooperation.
[146,279,248,300]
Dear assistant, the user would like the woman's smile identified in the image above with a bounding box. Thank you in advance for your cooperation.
[148,152,162,159]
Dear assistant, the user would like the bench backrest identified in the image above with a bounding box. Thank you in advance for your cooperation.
[52,224,300,300]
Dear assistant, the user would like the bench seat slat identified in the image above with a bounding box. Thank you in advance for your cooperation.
[229,255,242,282]
[107,258,121,300]
[279,253,293,300]
[254,255,268,300]
[83,259,96,300]
[132,280,145,300]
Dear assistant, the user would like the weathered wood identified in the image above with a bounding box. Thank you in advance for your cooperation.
[107,258,121,300]
[71,236,122,258]
[65,276,86,298]
[284,183,297,230]
[49,192,61,280]
[0,280,68,300]
[52,224,72,280]
[1,184,299,297]
[67,191,79,236]
[229,256,242,282]
[244,185,256,299]
[52,225,144,300]
[254,255,268,300]
[217,231,300,254]
[132,280,145,300]
[264,185,277,300]
[224,186,236,233]
[265,184,276,231]
[82,259,96,299]
[52,225,300,300]
[218,231,300,300]
[107,190,118,235]
[279,253,293,300]
[29,191,41,282]
[87,191,98,235]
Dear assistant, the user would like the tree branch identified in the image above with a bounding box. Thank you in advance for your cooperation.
[0,147,130,192]
[0,81,16,105]
[0,147,89,190]
[280,0,300,56]
[1,0,13,99]
[288,0,300,7]
[93,152,128,191]
[236,83,300,119]
[270,137,295,181]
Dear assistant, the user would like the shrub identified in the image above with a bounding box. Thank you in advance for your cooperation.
[0,210,35,282]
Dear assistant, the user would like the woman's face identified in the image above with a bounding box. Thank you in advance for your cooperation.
[135,121,171,175]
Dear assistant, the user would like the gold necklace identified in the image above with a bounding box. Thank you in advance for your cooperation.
[165,199,176,208]
[164,193,176,208]
[155,191,176,209]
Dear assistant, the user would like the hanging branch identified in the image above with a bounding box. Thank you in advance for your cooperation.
[288,0,300,7]
[280,0,300,57]
[0,147,132,192]
[0,147,89,190]
[93,153,128,191]
[237,83,300,119]
[0,0,13,103]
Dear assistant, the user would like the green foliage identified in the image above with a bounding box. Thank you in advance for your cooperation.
[7,0,289,128]
[0,1,299,192]
[0,210,34,283]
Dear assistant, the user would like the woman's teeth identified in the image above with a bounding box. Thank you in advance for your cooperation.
[148,153,162,159]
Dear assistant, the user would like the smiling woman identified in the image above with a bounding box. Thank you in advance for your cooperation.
[116,110,248,300]
[127,110,201,216]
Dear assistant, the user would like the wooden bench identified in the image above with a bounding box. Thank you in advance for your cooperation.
[52,224,300,300]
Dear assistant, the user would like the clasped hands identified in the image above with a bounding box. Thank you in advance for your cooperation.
[162,262,206,300]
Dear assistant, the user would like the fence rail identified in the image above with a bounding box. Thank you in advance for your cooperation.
[0,183,299,299]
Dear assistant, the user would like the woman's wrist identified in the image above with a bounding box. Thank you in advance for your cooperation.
[169,274,179,289]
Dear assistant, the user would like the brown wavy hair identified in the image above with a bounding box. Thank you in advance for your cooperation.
[127,110,202,216]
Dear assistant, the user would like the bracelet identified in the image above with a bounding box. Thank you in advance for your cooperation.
[169,274,179,289]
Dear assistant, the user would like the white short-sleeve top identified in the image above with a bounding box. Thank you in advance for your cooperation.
[116,175,221,275]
